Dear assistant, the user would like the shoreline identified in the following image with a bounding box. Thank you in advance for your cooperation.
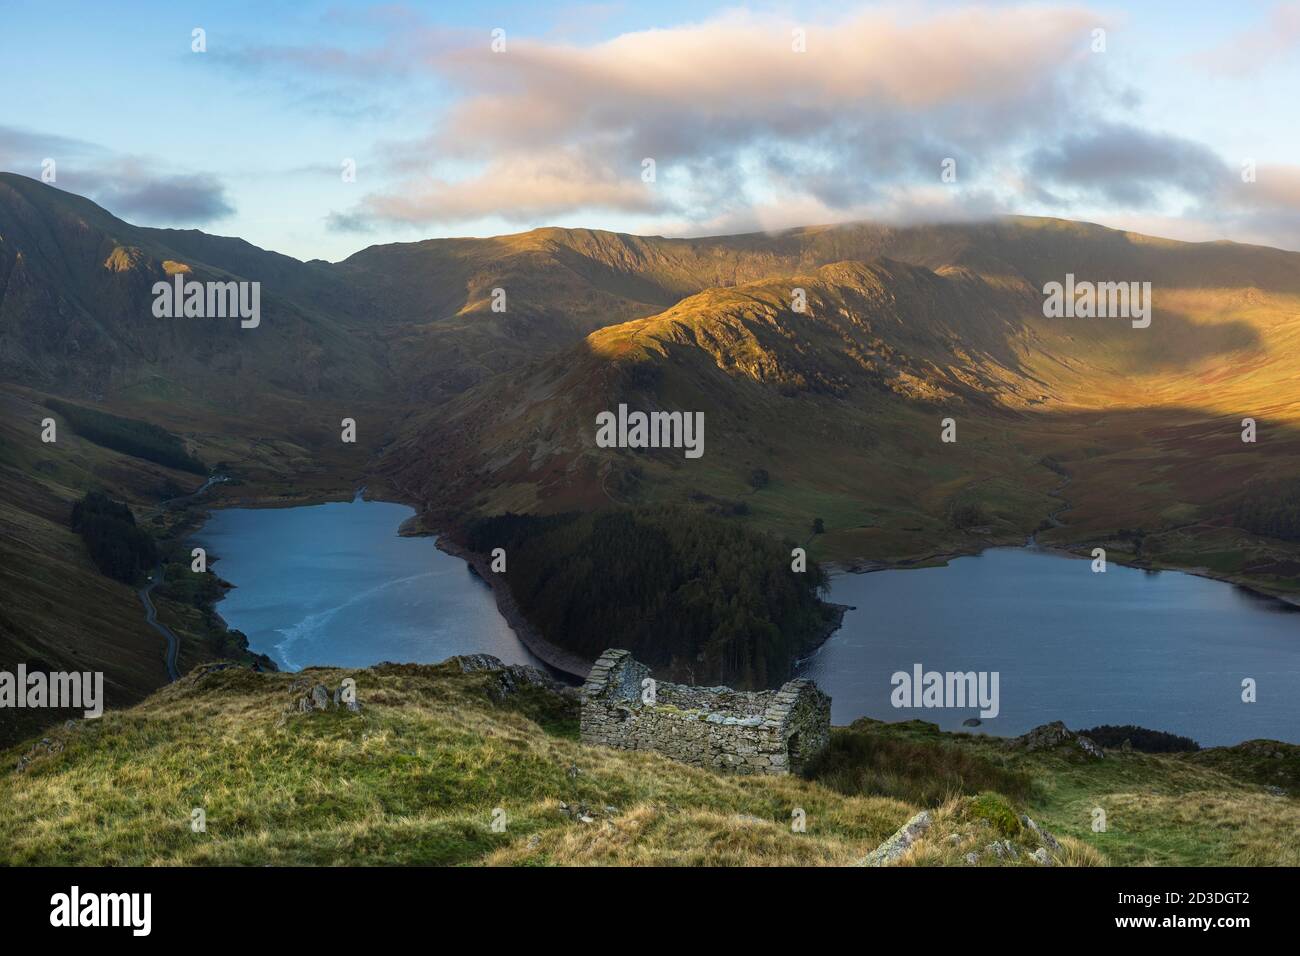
[430,535,595,681]
[183,491,595,679]
[827,539,1300,610]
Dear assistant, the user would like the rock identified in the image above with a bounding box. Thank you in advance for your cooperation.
[1015,721,1072,750]
[964,852,980,865]
[1014,720,1104,759]
[857,810,931,866]
[447,654,509,673]
[448,654,579,702]
[1030,847,1055,866]
[947,833,962,845]
[310,685,331,710]
[1076,733,1105,758]
[1020,814,1061,851]
[985,839,1018,859]
[332,684,362,713]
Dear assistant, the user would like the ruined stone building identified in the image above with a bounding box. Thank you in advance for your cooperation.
[579,648,831,775]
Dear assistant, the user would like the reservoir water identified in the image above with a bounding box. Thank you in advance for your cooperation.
[196,499,1298,746]
[192,497,542,672]
[802,548,1300,746]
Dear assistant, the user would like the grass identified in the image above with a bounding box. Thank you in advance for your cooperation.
[808,718,1033,806]
[2,662,1295,866]
[0,663,910,866]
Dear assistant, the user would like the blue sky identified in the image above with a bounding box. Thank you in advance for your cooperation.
[2,1,1298,260]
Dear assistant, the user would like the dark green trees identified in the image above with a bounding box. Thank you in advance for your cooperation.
[467,506,833,688]
[71,491,157,583]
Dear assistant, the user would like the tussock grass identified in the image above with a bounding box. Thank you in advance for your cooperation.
[808,719,1033,806]
[1,663,1292,866]
[0,664,909,866]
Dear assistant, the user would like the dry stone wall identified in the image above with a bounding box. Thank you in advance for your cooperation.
[579,648,830,775]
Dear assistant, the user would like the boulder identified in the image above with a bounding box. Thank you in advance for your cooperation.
[857,810,931,866]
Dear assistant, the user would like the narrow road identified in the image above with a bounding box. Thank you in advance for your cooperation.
[139,473,227,681]
[139,565,181,682]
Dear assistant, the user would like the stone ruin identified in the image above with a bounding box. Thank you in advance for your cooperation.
[579,648,831,775]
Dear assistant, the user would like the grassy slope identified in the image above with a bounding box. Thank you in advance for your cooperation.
[2,662,1294,866]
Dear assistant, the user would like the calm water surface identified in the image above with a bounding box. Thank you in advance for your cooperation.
[193,497,541,672]
[802,548,1300,746]
[197,501,1299,745]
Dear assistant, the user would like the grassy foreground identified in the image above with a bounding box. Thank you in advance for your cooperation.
[1,661,1295,866]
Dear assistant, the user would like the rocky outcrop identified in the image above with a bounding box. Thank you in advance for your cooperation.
[444,654,580,703]
[579,649,830,776]
[291,677,361,714]
[857,811,931,866]
[1014,721,1104,758]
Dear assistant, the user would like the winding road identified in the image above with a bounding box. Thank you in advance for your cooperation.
[139,566,181,682]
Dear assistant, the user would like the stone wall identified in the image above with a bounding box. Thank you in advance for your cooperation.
[579,648,831,775]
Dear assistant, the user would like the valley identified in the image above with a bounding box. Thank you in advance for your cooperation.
[5,171,1300,744]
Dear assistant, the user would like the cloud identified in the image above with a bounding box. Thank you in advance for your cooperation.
[1190,1,1300,76]
[335,148,663,229]
[1027,124,1229,207]
[0,125,234,225]
[324,5,1110,229]
[72,169,234,223]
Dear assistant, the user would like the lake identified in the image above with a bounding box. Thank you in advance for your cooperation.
[801,547,1300,746]
[195,498,1299,746]
[192,497,542,672]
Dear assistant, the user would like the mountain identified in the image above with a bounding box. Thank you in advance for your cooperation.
[379,230,1300,599]
[1,657,1294,865]
[7,170,1300,742]
[0,172,393,414]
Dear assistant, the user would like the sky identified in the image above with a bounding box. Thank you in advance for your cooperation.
[2,0,1298,261]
